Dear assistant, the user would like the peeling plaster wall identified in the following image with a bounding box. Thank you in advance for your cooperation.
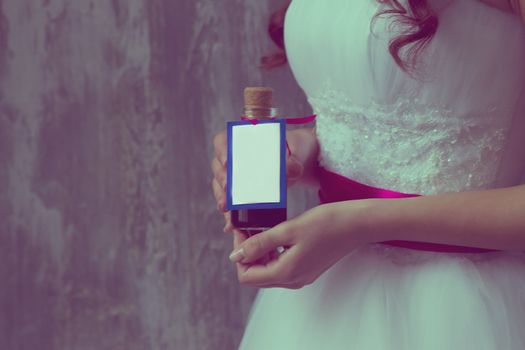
[0,0,314,349]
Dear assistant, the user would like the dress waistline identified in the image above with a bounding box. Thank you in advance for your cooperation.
[316,166,498,254]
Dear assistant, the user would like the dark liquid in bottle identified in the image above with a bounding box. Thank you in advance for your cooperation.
[231,207,287,231]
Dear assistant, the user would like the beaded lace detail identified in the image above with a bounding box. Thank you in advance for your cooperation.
[309,87,510,195]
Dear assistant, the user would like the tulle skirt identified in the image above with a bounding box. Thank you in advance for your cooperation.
[238,243,525,349]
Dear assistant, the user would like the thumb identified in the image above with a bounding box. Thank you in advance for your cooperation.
[229,227,291,264]
[286,154,303,184]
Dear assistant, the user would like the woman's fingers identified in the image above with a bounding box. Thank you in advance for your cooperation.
[212,177,234,233]
[212,177,227,212]
[210,154,227,214]
[211,157,227,188]
[233,230,271,278]
[211,176,235,232]
[286,153,304,187]
[237,251,291,286]
[212,130,237,235]
[211,132,227,214]
[233,229,247,249]
[232,230,298,288]
[230,224,293,264]
[223,211,234,233]
[213,131,228,166]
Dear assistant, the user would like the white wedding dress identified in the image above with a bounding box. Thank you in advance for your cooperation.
[238,0,525,349]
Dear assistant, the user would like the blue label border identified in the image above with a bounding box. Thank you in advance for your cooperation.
[226,119,287,210]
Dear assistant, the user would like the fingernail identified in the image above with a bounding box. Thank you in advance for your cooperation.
[221,179,227,190]
[229,248,245,263]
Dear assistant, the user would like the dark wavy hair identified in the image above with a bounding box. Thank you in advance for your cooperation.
[260,0,439,75]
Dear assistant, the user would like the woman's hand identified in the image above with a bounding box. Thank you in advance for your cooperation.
[228,201,370,289]
[210,128,319,233]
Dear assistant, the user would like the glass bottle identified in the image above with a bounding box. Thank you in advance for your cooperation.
[230,87,287,234]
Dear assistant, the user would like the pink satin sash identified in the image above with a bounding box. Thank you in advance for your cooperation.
[238,112,495,253]
[317,166,498,253]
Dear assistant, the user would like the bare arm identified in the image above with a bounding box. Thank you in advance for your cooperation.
[356,0,524,250]
[351,184,525,251]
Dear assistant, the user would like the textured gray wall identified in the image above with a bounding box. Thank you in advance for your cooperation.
[0,0,315,349]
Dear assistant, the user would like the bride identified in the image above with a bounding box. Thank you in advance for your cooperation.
[212,0,525,348]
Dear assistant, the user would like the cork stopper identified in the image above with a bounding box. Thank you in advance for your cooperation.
[244,87,273,109]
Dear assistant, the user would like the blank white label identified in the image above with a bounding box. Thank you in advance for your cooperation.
[231,123,282,205]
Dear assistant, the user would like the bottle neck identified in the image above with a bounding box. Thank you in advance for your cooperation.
[243,107,278,119]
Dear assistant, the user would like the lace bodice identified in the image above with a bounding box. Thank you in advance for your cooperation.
[284,0,525,195]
